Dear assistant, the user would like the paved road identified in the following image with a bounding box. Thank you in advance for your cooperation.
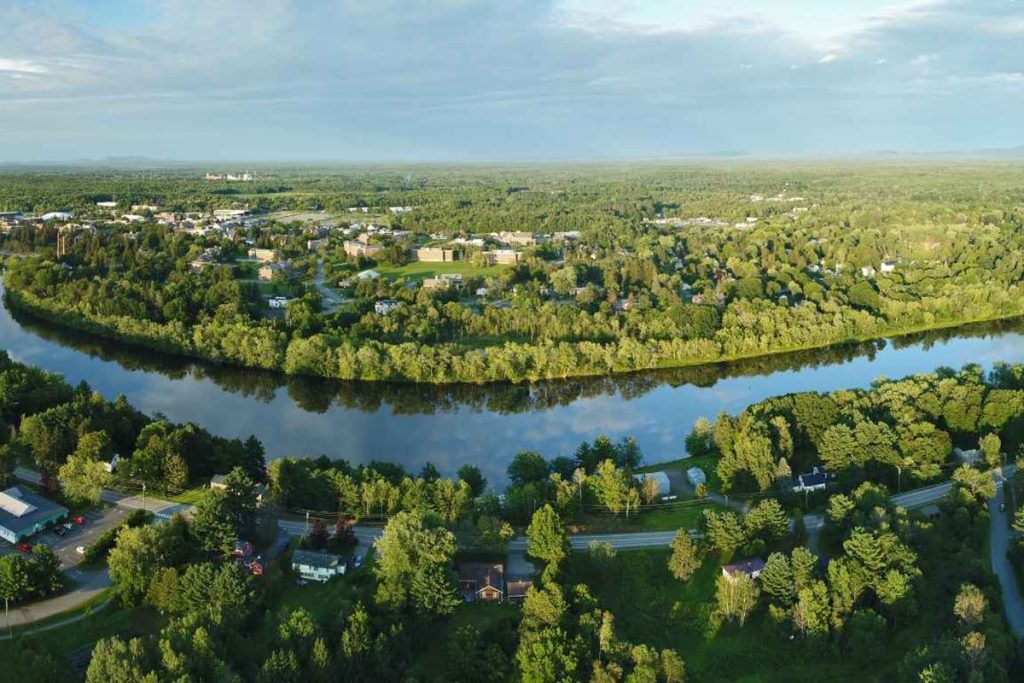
[2,568,111,630]
[990,470,1024,638]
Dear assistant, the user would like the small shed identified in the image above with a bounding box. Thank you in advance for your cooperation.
[686,467,707,487]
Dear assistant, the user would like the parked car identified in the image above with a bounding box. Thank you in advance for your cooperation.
[75,546,86,555]
[72,516,86,525]
[63,522,74,530]
[54,526,68,537]
[1000,502,1007,512]
[17,542,32,553]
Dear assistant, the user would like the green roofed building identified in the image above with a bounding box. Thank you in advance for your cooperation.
[0,487,68,544]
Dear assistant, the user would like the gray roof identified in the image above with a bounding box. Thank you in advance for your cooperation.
[0,487,68,535]
[291,549,343,569]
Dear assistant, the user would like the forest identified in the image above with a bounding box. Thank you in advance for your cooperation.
[4,163,1024,383]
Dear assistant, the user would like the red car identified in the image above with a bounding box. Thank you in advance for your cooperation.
[17,542,32,553]
[72,516,86,525]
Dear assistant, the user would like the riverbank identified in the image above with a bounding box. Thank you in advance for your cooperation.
[8,284,1024,386]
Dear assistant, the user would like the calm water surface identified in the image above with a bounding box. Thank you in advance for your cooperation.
[5,293,1024,485]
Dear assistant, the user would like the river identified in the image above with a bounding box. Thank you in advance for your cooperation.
[5,293,1024,485]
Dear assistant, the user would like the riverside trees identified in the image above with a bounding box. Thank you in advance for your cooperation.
[9,164,1024,383]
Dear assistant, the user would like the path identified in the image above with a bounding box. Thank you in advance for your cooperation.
[2,569,111,632]
[313,260,344,312]
[989,468,1024,637]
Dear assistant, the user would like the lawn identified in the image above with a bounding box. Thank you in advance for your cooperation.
[575,499,720,533]
[376,260,508,282]
[408,602,520,680]
[0,598,161,680]
[563,548,905,683]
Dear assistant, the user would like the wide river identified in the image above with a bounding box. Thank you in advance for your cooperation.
[6,293,1024,485]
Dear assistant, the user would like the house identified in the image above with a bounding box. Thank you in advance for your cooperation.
[374,299,401,315]
[792,467,827,493]
[357,269,380,280]
[685,467,706,487]
[880,261,896,274]
[0,487,68,544]
[413,247,459,263]
[292,549,346,583]
[96,201,118,209]
[249,248,277,263]
[458,562,505,602]
[722,557,766,581]
[307,238,328,250]
[211,474,267,502]
[475,287,489,297]
[633,471,671,498]
[268,296,290,309]
[506,578,534,603]
[861,265,876,277]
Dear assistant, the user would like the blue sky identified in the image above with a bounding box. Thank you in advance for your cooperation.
[0,0,1021,161]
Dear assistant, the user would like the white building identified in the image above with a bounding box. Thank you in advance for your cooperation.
[268,296,290,309]
[374,300,401,315]
[357,269,380,280]
[291,550,346,583]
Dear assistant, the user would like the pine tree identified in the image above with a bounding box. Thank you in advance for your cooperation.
[759,552,795,606]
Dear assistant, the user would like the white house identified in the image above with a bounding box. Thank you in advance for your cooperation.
[880,261,896,274]
[268,296,290,309]
[356,269,380,280]
[861,265,876,277]
[792,467,827,493]
[41,211,72,221]
[374,299,401,315]
[104,454,122,473]
[292,550,346,583]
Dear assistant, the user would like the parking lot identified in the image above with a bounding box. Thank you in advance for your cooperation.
[0,503,131,569]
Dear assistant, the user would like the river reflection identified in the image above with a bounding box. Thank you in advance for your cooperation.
[7,295,1024,485]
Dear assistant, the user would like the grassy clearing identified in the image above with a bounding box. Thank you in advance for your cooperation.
[408,602,520,680]
[575,500,720,533]
[0,600,161,680]
[564,548,902,682]
[377,260,508,281]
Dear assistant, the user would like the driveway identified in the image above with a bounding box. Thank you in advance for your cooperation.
[989,473,1024,637]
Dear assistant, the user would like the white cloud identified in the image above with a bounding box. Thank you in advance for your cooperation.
[0,58,47,74]
[819,53,839,63]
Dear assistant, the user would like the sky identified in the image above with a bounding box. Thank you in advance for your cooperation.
[0,0,1021,162]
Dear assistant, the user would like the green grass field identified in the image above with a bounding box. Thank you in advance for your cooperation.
[576,499,720,533]
[377,260,508,282]
[564,548,903,682]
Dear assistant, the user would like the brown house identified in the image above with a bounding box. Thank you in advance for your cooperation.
[458,562,505,602]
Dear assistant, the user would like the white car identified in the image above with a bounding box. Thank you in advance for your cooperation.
[75,546,86,555]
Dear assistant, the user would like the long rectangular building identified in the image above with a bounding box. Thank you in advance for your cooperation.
[0,487,68,543]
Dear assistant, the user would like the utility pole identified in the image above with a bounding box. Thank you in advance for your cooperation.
[896,465,902,493]
[305,511,310,536]
[142,482,146,512]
